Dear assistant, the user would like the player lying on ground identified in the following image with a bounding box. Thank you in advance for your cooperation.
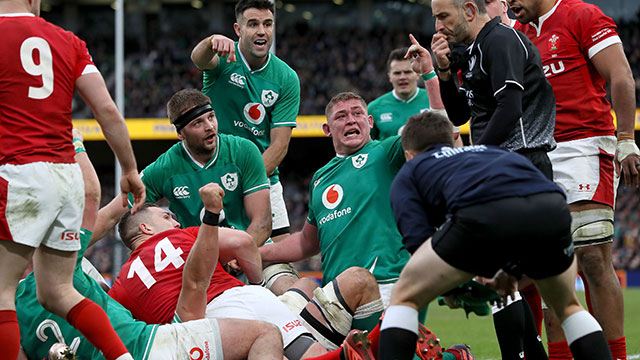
[108,202,386,359]
[378,111,613,360]
[16,132,284,360]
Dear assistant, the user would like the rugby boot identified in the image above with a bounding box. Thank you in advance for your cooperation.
[415,323,444,360]
[444,344,475,360]
[341,329,375,360]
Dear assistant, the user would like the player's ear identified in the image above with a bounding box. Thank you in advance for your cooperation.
[234,23,241,37]
[464,2,475,19]
[139,222,154,235]
[322,122,332,137]
[404,149,417,161]
[367,114,374,129]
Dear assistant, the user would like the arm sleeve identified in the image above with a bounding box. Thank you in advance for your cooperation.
[382,136,406,173]
[476,86,523,146]
[72,35,97,79]
[574,3,619,59]
[390,168,437,254]
[239,139,270,195]
[270,71,300,128]
[439,76,471,126]
[306,181,317,227]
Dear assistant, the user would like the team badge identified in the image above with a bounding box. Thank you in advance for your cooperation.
[352,153,368,169]
[322,184,344,209]
[243,102,266,125]
[548,34,559,52]
[261,89,279,107]
[221,173,238,191]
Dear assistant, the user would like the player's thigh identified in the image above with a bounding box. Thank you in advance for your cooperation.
[392,239,473,308]
[207,286,307,347]
[0,162,83,252]
[32,245,82,312]
[548,136,617,207]
[149,319,224,360]
[0,241,33,307]
[270,181,290,236]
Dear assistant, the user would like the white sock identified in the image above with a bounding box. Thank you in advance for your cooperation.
[380,305,419,335]
[561,310,602,345]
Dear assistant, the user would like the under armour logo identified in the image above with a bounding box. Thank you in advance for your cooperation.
[578,184,591,191]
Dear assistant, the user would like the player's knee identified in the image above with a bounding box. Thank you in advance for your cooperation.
[263,263,300,291]
[341,267,379,298]
[576,247,613,283]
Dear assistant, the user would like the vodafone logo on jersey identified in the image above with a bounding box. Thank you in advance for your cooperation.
[243,102,266,125]
[322,184,344,209]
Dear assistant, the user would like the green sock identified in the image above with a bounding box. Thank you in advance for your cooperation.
[351,310,383,332]
[443,352,457,360]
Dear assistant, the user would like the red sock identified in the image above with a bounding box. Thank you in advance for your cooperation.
[578,271,594,314]
[521,284,543,336]
[548,340,573,360]
[66,298,129,360]
[0,310,20,360]
[608,336,626,360]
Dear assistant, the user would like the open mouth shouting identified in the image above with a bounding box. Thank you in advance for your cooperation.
[344,128,361,139]
[254,39,268,50]
[204,132,216,144]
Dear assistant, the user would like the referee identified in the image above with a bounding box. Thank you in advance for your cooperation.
[411,0,556,177]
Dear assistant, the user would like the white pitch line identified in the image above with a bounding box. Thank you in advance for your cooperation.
[628,354,640,360]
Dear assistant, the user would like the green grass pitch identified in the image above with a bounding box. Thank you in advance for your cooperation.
[425,288,640,360]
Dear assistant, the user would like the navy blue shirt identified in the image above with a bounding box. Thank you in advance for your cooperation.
[390,144,564,253]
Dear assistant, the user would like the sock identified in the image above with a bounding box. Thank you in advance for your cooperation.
[578,271,593,314]
[442,352,458,360]
[379,305,419,360]
[304,325,381,360]
[562,310,611,360]
[66,298,131,360]
[0,310,20,360]
[548,341,572,360]
[492,299,526,359]
[520,284,543,336]
[352,298,384,332]
[608,336,627,360]
[521,298,547,360]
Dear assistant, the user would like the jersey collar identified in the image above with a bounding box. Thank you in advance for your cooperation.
[529,0,562,37]
[474,17,501,49]
[392,89,419,103]
[0,13,35,17]
[181,136,220,169]
[237,42,271,74]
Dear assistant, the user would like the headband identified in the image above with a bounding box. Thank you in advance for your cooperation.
[172,103,213,132]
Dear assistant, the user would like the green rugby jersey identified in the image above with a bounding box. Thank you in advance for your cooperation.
[202,42,300,185]
[307,137,410,285]
[137,134,269,229]
[368,89,430,140]
[16,230,158,360]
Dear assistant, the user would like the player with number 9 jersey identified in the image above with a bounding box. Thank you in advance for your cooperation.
[0,13,97,165]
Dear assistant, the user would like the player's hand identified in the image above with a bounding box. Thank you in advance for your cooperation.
[430,33,451,71]
[615,139,640,187]
[226,259,241,272]
[405,34,434,75]
[199,183,225,213]
[210,35,236,63]
[121,171,146,214]
[485,270,518,307]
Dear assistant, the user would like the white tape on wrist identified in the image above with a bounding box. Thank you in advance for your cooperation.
[616,139,640,162]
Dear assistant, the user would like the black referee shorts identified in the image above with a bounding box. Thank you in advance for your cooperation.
[431,192,574,279]
[516,148,553,181]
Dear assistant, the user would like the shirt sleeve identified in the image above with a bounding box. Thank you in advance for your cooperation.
[573,3,620,59]
[72,35,98,79]
[238,139,270,195]
[390,167,436,254]
[202,54,228,89]
[306,178,318,227]
[128,161,163,207]
[483,27,527,96]
[270,69,300,128]
[382,136,405,173]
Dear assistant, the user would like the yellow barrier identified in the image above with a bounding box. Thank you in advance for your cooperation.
[73,109,640,140]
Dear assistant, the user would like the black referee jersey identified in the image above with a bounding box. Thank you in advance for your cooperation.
[440,17,556,153]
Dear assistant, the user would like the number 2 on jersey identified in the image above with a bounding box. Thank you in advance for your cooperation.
[127,238,185,289]
[20,37,54,99]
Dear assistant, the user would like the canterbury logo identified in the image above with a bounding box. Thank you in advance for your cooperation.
[173,186,190,199]
[229,73,245,87]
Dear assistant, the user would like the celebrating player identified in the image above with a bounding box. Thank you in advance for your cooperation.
[191,0,300,243]
[511,0,640,358]
[0,0,146,358]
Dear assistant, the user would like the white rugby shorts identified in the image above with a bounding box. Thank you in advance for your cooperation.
[206,285,308,347]
[270,181,290,232]
[149,319,224,360]
[0,162,84,251]
[548,136,618,207]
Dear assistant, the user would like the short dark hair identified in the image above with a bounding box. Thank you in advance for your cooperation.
[235,0,274,21]
[118,203,159,250]
[387,47,409,71]
[166,89,211,125]
[401,111,454,153]
[453,0,487,14]
[325,92,367,119]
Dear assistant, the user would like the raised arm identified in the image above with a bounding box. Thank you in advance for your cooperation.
[175,183,225,322]
[191,34,236,70]
[75,72,146,213]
